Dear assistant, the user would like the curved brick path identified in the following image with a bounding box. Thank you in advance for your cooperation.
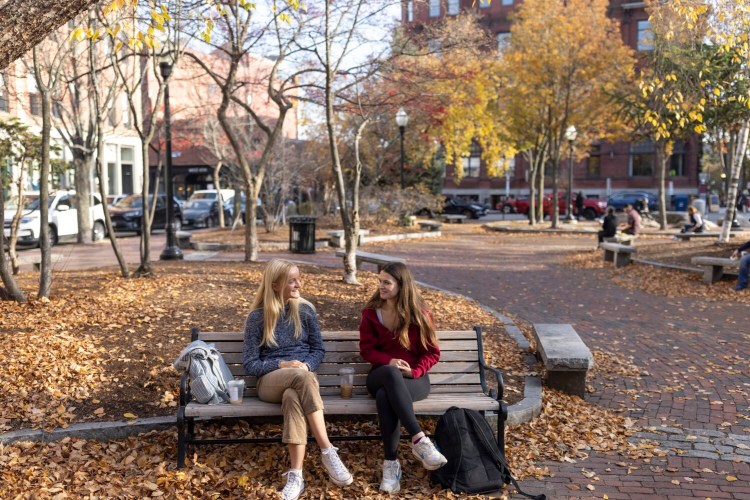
[264,225,750,499]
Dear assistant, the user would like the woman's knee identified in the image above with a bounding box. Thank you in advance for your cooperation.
[281,388,303,415]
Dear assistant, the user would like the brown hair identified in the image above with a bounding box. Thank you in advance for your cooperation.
[364,262,437,350]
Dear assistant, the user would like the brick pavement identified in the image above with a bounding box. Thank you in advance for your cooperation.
[263,225,750,499]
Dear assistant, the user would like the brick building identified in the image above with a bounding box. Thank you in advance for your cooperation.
[403,0,701,209]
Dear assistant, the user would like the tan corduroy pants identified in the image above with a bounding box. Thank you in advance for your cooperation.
[257,368,325,445]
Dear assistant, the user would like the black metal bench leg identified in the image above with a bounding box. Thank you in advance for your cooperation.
[177,407,187,469]
[497,403,508,453]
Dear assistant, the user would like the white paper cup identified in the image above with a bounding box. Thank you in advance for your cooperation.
[228,380,245,404]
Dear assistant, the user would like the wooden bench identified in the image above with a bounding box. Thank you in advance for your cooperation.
[532,324,594,398]
[441,214,467,224]
[691,256,740,284]
[176,328,507,468]
[176,231,193,250]
[418,220,442,232]
[334,249,405,272]
[674,231,733,241]
[327,229,370,248]
[600,242,636,268]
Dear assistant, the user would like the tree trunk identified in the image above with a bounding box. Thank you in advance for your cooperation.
[7,168,28,275]
[214,161,224,228]
[656,141,668,230]
[550,158,559,228]
[0,161,26,302]
[135,141,153,276]
[73,154,93,244]
[720,121,749,243]
[36,59,53,299]
[0,0,98,70]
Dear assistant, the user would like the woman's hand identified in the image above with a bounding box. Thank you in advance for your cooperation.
[389,358,412,377]
[279,360,309,370]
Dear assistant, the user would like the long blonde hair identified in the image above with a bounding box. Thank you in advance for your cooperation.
[251,259,313,347]
[364,262,437,350]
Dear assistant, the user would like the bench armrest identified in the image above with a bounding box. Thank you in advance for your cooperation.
[479,358,505,402]
[179,372,191,406]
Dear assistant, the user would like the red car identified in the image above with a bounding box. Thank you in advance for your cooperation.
[499,194,607,220]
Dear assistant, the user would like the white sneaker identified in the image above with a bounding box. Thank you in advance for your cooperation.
[321,446,353,486]
[380,459,401,493]
[280,470,304,500]
[411,437,447,470]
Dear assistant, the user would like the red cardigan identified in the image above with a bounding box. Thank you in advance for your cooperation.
[359,308,440,379]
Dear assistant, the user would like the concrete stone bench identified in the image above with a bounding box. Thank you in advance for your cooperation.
[691,256,740,284]
[532,324,594,398]
[441,214,467,224]
[600,242,637,268]
[418,221,442,232]
[334,249,405,272]
[674,232,732,241]
[176,231,193,250]
[14,252,64,270]
[603,234,634,246]
[327,229,370,248]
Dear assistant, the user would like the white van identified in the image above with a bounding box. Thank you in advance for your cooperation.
[3,190,106,246]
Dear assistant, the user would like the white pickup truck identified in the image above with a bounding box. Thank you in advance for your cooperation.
[3,190,106,246]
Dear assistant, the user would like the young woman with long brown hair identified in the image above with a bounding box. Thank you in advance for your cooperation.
[359,262,446,493]
[243,259,352,500]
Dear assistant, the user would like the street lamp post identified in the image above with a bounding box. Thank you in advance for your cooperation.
[564,125,577,222]
[159,57,183,261]
[395,107,408,189]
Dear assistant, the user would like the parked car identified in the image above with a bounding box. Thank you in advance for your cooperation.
[106,194,127,207]
[182,199,232,228]
[3,190,106,246]
[109,194,182,234]
[606,191,658,212]
[417,196,487,219]
[511,194,566,217]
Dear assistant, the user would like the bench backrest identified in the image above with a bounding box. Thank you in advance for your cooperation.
[191,328,486,397]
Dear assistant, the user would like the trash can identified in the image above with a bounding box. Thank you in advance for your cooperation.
[289,216,316,254]
[672,194,689,212]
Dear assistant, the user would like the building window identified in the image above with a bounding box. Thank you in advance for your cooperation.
[29,94,42,116]
[429,0,440,17]
[669,141,686,177]
[0,74,7,112]
[497,32,511,53]
[479,0,491,7]
[407,0,413,22]
[428,39,442,57]
[637,20,653,51]
[462,142,481,178]
[52,101,63,119]
[629,141,655,177]
[122,96,131,128]
[587,145,601,178]
[448,0,459,15]
[108,103,116,127]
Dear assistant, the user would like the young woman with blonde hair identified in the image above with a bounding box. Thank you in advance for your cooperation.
[359,262,446,493]
[243,259,352,500]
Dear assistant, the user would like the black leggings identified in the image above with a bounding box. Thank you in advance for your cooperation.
[366,364,431,460]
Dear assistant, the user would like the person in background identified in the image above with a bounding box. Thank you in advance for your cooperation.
[359,262,446,494]
[575,192,584,220]
[620,204,641,236]
[243,259,353,500]
[680,205,704,234]
[597,207,617,245]
[731,240,750,291]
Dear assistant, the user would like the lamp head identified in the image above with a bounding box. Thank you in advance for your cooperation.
[159,54,173,79]
[395,107,408,128]
[565,125,577,143]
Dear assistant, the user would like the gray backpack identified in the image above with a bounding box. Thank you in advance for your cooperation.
[174,340,234,404]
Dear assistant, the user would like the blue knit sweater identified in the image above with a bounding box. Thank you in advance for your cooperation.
[242,303,324,377]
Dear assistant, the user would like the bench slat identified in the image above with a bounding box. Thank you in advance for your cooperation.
[185,393,498,418]
[221,350,481,365]
[195,330,477,343]
[209,338,481,354]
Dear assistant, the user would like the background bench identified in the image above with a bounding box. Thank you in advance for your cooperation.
[334,249,405,272]
[600,242,636,268]
[418,220,442,232]
[532,324,593,398]
[12,252,64,270]
[675,232,732,241]
[327,229,370,248]
[177,328,507,468]
[603,234,634,246]
[691,256,740,284]
[441,214,466,224]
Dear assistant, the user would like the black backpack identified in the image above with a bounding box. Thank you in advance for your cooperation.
[431,407,545,499]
